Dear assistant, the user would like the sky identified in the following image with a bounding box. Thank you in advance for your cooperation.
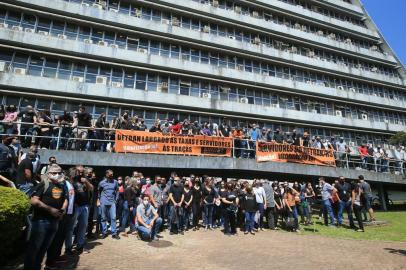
[361,0,406,66]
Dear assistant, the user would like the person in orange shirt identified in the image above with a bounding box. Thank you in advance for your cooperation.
[284,186,300,232]
[232,127,245,158]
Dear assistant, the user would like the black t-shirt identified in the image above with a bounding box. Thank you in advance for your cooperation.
[203,187,215,204]
[219,189,228,208]
[16,158,33,185]
[183,188,193,206]
[336,182,351,201]
[302,136,310,147]
[138,123,147,131]
[192,186,202,204]
[77,112,92,127]
[273,133,284,143]
[32,181,67,220]
[293,133,302,146]
[18,110,36,123]
[73,178,90,206]
[169,183,184,204]
[242,193,257,212]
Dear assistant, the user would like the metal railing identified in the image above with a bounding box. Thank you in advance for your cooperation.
[3,121,405,175]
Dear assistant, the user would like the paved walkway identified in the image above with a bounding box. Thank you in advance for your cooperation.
[54,229,406,270]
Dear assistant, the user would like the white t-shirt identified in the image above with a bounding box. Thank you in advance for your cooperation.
[253,186,266,204]
[65,181,75,215]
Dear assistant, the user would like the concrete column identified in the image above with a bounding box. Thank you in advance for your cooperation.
[377,182,387,211]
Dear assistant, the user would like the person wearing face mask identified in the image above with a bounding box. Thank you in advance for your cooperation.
[95,113,106,152]
[273,128,285,144]
[168,177,184,235]
[97,169,120,239]
[335,177,355,229]
[24,164,68,270]
[120,179,140,236]
[336,137,348,168]
[138,118,148,131]
[16,150,35,194]
[150,176,163,215]
[181,180,193,231]
[191,178,203,231]
[136,195,162,241]
[221,181,239,235]
[116,176,125,228]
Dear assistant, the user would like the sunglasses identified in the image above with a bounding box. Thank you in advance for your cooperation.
[49,172,62,175]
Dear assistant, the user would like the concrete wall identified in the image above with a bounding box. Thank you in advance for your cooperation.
[1,73,405,133]
[12,0,396,65]
[38,149,406,185]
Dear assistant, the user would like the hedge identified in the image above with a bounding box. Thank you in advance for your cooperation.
[0,186,31,266]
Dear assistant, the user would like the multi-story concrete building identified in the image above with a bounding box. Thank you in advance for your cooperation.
[0,0,405,203]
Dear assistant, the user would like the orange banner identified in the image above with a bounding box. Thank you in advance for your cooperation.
[115,130,233,157]
[256,141,336,167]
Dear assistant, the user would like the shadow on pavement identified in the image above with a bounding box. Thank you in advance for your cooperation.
[384,248,406,256]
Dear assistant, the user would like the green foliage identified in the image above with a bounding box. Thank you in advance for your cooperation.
[0,187,30,265]
[389,131,406,146]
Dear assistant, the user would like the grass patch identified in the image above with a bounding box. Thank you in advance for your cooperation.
[300,211,406,242]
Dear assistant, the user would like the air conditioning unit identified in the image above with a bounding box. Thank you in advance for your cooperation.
[137,48,147,54]
[349,142,355,147]
[57,34,67,39]
[92,3,103,9]
[72,76,84,82]
[335,110,343,117]
[162,19,170,25]
[0,61,6,72]
[271,104,280,108]
[328,33,336,39]
[110,8,119,13]
[236,65,244,71]
[294,23,301,29]
[361,114,368,120]
[110,44,119,49]
[307,51,315,58]
[81,2,90,7]
[317,30,324,36]
[38,30,49,36]
[203,25,210,33]
[301,25,307,31]
[98,40,108,46]
[252,11,259,18]
[229,35,236,40]
[240,97,249,104]
[370,45,378,51]
[12,25,23,31]
[262,71,269,76]
[0,23,8,28]
[25,28,35,33]
[212,0,219,7]
[371,67,378,72]
[384,119,389,124]
[337,86,344,91]
[172,17,180,26]
[14,67,26,75]
[349,87,356,93]
[111,81,123,88]
[311,109,318,114]
[254,37,261,45]
[201,92,211,98]
[96,76,107,85]
[84,39,93,44]
[134,8,142,18]
[290,46,297,53]
[345,38,352,44]
[234,6,242,13]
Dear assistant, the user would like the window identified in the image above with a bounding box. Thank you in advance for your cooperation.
[136,72,147,90]
[147,73,158,91]
[28,55,44,76]
[58,60,72,80]
[43,57,58,78]
[124,72,135,88]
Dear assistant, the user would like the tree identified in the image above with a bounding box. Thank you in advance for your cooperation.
[389,131,406,146]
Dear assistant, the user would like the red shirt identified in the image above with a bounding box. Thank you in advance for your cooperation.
[170,123,181,134]
[358,146,368,156]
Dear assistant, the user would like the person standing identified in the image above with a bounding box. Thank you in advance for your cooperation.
[358,175,376,222]
[120,179,140,236]
[71,166,93,253]
[352,183,365,232]
[283,186,300,232]
[168,177,184,234]
[202,178,216,230]
[263,180,278,230]
[24,164,67,270]
[192,178,203,231]
[182,180,193,231]
[253,180,267,231]
[97,169,120,239]
[241,185,257,235]
[319,177,336,227]
[336,177,355,229]
[221,181,239,235]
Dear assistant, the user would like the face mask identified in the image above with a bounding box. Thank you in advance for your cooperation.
[108,175,113,179]
[146,180,151,185]
[118,181,123,186]
[49,174,60,181]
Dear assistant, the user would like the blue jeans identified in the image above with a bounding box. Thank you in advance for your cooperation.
[255,203,265,229]
[204,204,214,227]
[72,205,89,249]
[61,214,76,252]
[338,200,354,227]
[288,205,299,230]
[24,219,59,270]
[101,203,117,235]
[322,199,335,225]
[120,201,137,232]
[182,206,192,230]
[244,211,255,232]
[138,217,163,240]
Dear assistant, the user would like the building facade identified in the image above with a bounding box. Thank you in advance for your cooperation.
[0,0,405,148]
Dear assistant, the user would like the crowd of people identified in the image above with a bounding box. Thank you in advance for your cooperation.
[0,144,377,270]
[0,103,405,173]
